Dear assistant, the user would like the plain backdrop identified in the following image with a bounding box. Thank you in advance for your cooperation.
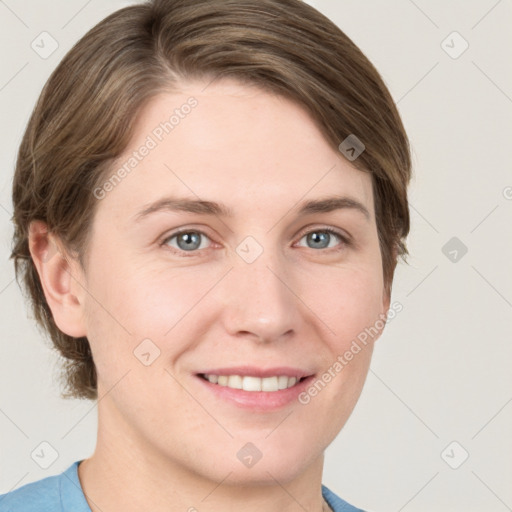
[0,1,511,511]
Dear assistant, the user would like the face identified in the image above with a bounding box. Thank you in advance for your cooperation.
[69,79,390,484]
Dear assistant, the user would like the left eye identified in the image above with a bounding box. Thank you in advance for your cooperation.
[161,227,348,256]
[296,228,348,251]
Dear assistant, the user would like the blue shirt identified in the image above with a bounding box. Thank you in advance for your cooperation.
[0,460,366,511]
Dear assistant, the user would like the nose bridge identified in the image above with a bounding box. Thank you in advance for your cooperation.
[222,236,297,341]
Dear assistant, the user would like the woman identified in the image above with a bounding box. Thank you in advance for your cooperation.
[2,0,411,510]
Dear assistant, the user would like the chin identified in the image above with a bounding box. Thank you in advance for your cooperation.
[242,443,320,485]
[184,443,316,487]
[223,458,309,487]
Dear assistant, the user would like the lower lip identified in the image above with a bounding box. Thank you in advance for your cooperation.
[195,374,315,411]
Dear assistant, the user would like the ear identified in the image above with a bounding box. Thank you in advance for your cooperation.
[28,220,87,338]
[382,285,391,315]
[378,245,397,333]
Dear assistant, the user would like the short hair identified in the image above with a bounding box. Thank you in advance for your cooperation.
[10,0,411,400]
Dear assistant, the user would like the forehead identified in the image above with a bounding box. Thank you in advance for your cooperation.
[98,78,374,219]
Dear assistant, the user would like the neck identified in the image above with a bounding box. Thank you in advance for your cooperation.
[78,401,328,512]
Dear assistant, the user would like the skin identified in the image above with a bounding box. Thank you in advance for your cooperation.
[29,78,391,512]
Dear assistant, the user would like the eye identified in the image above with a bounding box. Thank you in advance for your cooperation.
[160,226,350,257]
[161,229,212,255]
[296,227,350,251]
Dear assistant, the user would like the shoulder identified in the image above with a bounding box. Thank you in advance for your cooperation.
[0,471,61,512]
[322,484,367,512]
[0,461,89,512]
[1,466,363,512]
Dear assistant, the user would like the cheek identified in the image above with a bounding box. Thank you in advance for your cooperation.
[297,269,381,439]
[82,256,217,370]
[303,262,385,349]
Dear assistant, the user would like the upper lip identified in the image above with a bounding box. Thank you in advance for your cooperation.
[197,366,314,379]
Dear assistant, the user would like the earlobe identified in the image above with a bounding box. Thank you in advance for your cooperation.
[28,220,87,338]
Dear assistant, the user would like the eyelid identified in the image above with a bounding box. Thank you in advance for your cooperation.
[295,224,352,244]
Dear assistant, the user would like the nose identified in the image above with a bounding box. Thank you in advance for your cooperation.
[218,244,300,344]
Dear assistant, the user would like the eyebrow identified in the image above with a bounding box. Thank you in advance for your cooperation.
[133,195,370,222]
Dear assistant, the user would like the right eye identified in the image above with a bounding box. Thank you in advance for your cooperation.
[160,229,214,256]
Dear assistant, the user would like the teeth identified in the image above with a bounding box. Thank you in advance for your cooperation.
[277,375,289,389]
[204,374,301,392]
[261,376,278,392]
[243,376,261,391]
[228,375,243,389]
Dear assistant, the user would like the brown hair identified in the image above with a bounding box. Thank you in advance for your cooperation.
[10,0,411,400]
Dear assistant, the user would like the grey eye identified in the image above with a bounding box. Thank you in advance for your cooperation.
[298,229,344,250]
[164,231,210,252]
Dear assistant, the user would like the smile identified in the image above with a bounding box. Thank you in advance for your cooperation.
[199,373,306,392]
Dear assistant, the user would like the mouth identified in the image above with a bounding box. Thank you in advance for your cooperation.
[194,366,315,410]
[197,373,309,392]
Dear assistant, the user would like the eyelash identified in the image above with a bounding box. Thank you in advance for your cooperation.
[160,226,351,257]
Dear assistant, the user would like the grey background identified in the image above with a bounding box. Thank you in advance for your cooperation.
[1,1,511,511]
